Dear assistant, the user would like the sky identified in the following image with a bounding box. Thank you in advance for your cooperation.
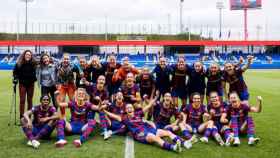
[0,0,279,40]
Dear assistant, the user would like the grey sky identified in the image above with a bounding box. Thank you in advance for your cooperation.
[0,0,279,40]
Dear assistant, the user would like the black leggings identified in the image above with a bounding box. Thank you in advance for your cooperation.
[41,86,57,109]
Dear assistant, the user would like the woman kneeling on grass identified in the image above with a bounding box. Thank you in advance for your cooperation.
[102,96,192,153]
[21,94,58,149]
[55,88,99,148]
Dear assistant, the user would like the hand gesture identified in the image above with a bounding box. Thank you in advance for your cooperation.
[257,96,263,102]
[27,120,32,129]
[247,55,254,63]
[220,117,228,124]
[239,56,244,64]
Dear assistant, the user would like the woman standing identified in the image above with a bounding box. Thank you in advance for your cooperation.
[13,50,37,118]
[36,53,58,109]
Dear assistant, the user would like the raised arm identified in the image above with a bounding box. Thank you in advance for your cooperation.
[112,68,122,83]
[149,78,156,100]
[222,81,228,101]
[143,94,159,113]
[241,55,254,72]
[250,96,263,113]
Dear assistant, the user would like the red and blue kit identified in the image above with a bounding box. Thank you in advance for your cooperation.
[136,74,155,98]
[226,103,256,138]
[56,101,96,143]
[182,104,208,131]
[187,67,206,96]
[223,68,249,101]
[206,69,224,96]
[121,110,157,144]
[22,105,56,141]
[170,64,190,99]
[152,65,172,95]
[119,84,140,104]
[154,102,180,129]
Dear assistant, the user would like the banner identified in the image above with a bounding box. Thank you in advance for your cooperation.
[230,0,262,10]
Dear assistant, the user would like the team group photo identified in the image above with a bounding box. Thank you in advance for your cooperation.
[0,0,279,158]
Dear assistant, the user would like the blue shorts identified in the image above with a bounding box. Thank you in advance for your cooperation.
[214,122,223,132]
[187,123,202,134]
[70,121,86,134]
[171,88,188,99]
[134,124,157,144]
[238,90,249,101]
[32,124,53,138]
[111,120,124,131]
[155,122,168,129]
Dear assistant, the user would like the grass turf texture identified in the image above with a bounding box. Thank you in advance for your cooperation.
[0,70,279,158]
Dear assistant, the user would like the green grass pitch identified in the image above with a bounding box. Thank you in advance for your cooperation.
[0,70,279,158]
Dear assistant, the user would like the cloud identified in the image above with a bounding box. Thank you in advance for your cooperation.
[0,0,279,39]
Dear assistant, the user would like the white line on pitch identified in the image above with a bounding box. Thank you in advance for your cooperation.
[124,136,134,158]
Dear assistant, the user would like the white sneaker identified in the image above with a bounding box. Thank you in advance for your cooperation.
[190,135,198,144]
[200,137,209,143]
[73,139,82,148]
[173,140,182,153]
[248,137,260,146]
[183,140,192,149]
[27,140,33,147]
[55,139,67,148]
[225,133,234,147]
[27,140,40,149]
[214,134,225,146]
[104,130,112,140]
[233,137,241,146]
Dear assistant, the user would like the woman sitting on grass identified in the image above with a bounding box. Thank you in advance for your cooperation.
[55,88,99,148]
[21,94,58,149]
[226,92,262,146]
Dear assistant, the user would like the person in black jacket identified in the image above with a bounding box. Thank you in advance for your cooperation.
[13,50,37,118]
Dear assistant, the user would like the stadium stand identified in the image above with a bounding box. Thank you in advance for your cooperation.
[0,51,280,70]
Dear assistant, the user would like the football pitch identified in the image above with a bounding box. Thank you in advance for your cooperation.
[0,70,279,158]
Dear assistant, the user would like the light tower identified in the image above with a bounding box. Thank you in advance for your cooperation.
[243,0,248,40]
[20,0,34,34]
[167,13,171,34]
[216,1,224,40]
[179,0,184,34]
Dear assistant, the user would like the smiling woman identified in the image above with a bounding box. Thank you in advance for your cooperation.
[13,50,37,119]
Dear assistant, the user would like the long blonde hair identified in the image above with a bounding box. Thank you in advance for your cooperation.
[74,88,90,103]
